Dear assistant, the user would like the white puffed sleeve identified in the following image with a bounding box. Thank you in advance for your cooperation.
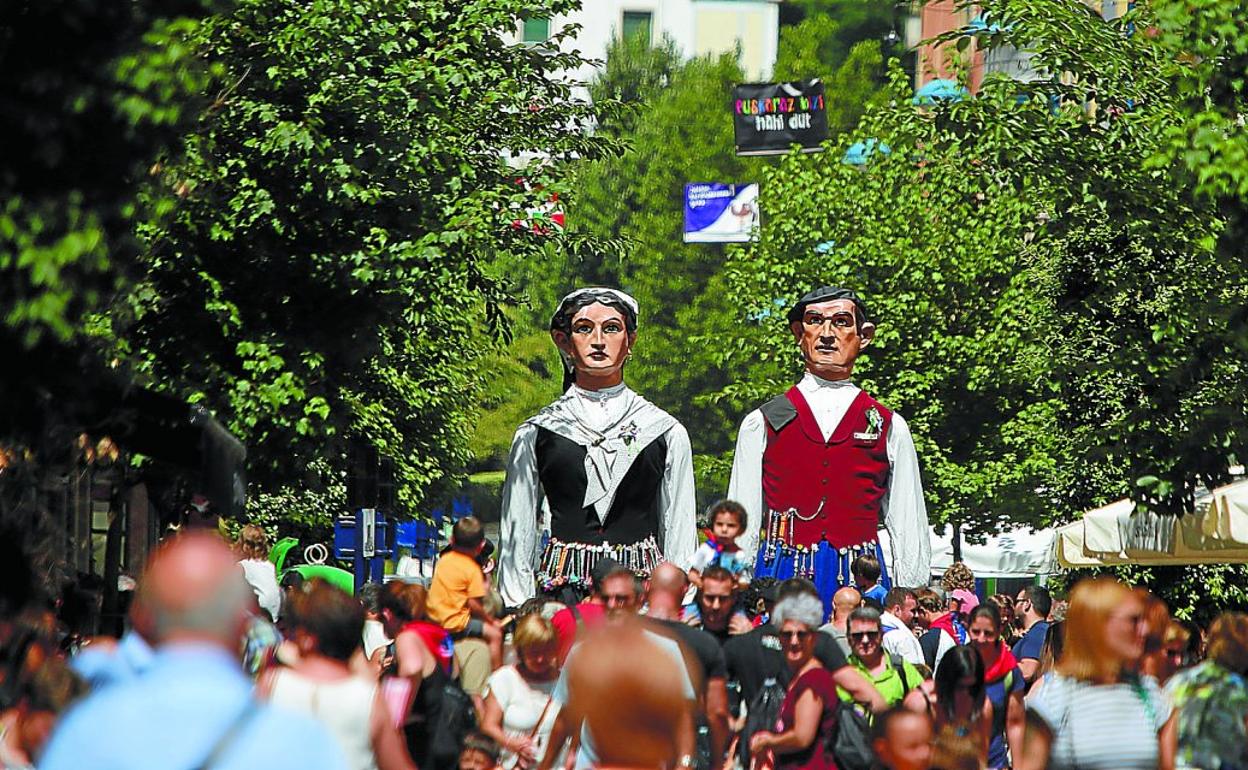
[497,423,543,607]
[658,422,698,568]
[726,409,766,560]
[882,412,932,588]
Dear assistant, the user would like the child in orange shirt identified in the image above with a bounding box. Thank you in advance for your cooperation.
[427,516,503,669]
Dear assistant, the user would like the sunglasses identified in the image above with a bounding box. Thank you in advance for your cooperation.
[849,631,881,642]
[779,630,812,642]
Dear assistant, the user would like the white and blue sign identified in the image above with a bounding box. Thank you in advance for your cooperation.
[683,182,760,243]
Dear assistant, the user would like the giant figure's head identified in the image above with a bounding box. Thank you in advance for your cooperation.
[787,286,875,381]
[550,288,639,390]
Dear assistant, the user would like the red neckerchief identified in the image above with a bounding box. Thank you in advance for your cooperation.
[982,641,1019,684]
[930,612,968,645]
[704,531,741,555]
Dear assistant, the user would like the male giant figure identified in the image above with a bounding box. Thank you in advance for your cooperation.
[728,286,930,608]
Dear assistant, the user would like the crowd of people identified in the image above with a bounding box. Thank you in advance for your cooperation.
[5,512,1248,770]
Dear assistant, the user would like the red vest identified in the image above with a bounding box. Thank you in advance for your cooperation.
[761,387,891,549]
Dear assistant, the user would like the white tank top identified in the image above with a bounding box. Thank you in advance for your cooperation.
[269,669,379,770]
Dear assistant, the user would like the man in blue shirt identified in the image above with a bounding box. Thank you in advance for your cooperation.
[1010,585,1051,688]
[70,625,155,689]
[41,532,348,770]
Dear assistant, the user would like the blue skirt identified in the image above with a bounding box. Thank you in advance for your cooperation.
[753,539,892,619]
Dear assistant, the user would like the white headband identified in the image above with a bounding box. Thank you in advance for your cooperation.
[555,287,640,317]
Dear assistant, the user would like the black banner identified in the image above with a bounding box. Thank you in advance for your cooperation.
[732,80,829,156]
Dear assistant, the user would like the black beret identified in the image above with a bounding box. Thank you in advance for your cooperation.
[786,286,870,324]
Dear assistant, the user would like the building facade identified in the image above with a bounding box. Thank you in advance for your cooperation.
[510,0,781,85]
[914,0,1129,93]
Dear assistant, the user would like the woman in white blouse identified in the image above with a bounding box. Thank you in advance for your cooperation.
[235,524,282,622]
[1019,577,1176,770]
[480,614,561,769]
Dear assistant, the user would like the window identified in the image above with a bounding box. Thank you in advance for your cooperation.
[621,11,653,45]
[521,16,550,44]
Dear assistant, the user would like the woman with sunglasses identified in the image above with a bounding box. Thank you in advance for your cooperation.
[1018,577,1176,770]
[1135,589,1181,686]
[748,594,841,770]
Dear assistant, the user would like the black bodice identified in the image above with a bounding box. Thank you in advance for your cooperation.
[535,427,667,545]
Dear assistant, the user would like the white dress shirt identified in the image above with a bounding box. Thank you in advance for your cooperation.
[497,384,698,607]
[880,610,926,666]
[727,372,932,588]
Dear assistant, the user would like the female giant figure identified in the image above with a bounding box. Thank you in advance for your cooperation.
[496,288,697,607]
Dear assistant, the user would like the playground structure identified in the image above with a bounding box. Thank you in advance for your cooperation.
[266,497,476,593]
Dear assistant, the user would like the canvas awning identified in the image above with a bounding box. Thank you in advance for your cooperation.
[1198,479,1248,546]
[878,525,1058,578]
[1056,482,1248,568]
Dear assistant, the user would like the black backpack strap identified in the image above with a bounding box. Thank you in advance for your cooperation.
[890,653,913,697]
[569,603,584,630]
[192,698,260,770]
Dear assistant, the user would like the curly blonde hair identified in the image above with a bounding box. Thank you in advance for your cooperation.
[940,562,975,593]
[236,524,270,561]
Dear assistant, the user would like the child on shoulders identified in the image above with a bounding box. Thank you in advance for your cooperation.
[688,499,752,590]
[427,516,503,670]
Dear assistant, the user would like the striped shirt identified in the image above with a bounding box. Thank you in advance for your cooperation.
[1027,673,1171,770]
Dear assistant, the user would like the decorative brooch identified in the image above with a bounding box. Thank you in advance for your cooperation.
[618,420,639,446]
[853,406,883,441]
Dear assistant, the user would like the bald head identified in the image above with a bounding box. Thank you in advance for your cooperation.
[138,532,252,648]
[833,587,862,624]
[645,562,689,620]
[650,562,688,597]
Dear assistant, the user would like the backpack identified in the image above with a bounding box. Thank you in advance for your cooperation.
[427,677,478,769]
[919,628,941,670]
[890,653,916,700]
[830,702,874,770]
[738,676,788,768]
[386,655,477,770]
[831,654,915,770]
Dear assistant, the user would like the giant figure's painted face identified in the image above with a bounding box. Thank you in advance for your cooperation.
[551,302,636,385]
[789,298,875,380]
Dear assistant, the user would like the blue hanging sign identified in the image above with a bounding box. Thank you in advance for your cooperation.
[683,183,760,243]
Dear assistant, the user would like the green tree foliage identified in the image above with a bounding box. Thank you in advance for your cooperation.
[111,0,617,515]
[1054,563,1248,626]
[0,2,213,350]
[775,34,885,133]
[589,34,682,135]
[0,2,215,584]
[0,2,214,449]
[469,326,562,467]
[238,458,343,552]
[1151,0,1248,206]
[716,0,1248,545]
[785,0,898,72]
